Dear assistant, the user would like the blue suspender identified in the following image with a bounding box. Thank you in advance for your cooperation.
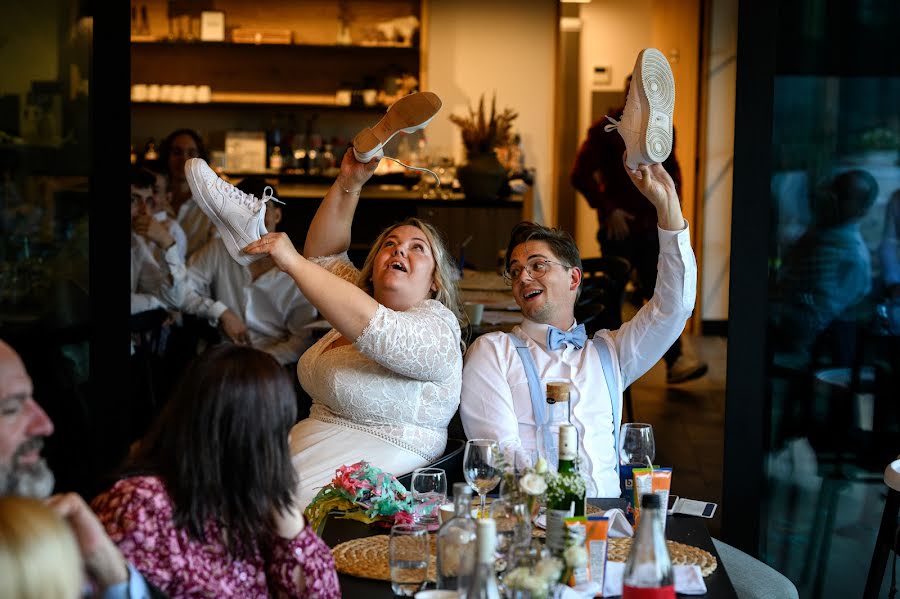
[591,337,622,477]
[507,332,622,478]
[508,333,555,458]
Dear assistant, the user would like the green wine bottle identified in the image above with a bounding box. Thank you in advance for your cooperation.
[545,423,586,554]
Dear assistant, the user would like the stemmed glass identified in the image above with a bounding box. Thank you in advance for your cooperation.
[463,439,501,519]
[619,423,656,467]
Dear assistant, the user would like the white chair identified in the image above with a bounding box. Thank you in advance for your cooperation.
[863,458,900,598]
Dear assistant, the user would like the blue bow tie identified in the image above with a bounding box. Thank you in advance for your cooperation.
[547,324,587,350]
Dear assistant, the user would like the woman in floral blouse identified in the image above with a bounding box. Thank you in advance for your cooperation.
[91,344,340,598]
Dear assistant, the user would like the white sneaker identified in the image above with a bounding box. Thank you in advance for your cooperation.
[184,158,283,265]
[604,48,675,170]
[352,91,442,163]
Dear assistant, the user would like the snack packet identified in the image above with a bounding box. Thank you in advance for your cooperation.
[632,467,672,528]
[565,515,609,595]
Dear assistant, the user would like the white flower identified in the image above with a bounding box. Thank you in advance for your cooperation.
[534,556,564,582]
[535,456,549,474]
[519,472,548,496]
[564,545,588,568]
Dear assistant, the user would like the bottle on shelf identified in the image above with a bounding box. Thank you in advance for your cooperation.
[436,482,477,591]
[622,493,675,599]
[269,145,283,172]
[537,381,572,470]
[143,139,158,161]
[462,518,501,599]
[292,133,307,175]
[545,423,586,555]
[130,145,137,165]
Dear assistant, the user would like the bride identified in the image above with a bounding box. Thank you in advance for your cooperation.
[236,149,463,508]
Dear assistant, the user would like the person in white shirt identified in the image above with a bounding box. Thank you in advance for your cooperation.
[140,161,187,261]
[176,178,318,367]
[460,160,693,497]
[159,129,217,260]
[130,168,185,315]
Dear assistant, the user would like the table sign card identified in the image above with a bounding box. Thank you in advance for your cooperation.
[200,11,225,42]
[225,131,266,173]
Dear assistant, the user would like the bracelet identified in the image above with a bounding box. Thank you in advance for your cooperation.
[342,187,361,195]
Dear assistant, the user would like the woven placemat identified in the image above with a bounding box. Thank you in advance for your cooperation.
[332,535,438,582]
[608,538,718,577]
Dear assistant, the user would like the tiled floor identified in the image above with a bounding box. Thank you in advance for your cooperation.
[627,333,728,539]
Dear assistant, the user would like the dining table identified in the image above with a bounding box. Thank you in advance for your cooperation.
[320,498,739,598]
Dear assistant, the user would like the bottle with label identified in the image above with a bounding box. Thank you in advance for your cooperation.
[269,145,283,171]
[545,424,586,555]
[538,382,572,470]
[462,518,501,599]
[436,482,477,591]
[622,493,674,599]
[143,139,158,161]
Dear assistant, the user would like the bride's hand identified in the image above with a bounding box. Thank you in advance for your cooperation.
[335,148,381,193]
[243,232,303,273]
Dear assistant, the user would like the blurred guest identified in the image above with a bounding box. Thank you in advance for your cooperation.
[176,177,317,367]
[130,166,186,315]
[771,169,879,367]
[140,160,187,261]
[571,74,707,384]
[0,496,83,599]
[158,129,217,259]
[92,344,340,598]
[0,338,154,598]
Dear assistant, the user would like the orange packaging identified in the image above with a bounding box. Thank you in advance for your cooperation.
[565,515,609,596]
[632,467,672,529]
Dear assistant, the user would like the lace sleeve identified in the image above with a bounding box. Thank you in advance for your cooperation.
[355,299,462,382]
[307,251,360,284]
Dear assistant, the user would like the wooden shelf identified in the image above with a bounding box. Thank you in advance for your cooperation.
[130,39,418,52]
[131,93,387,111]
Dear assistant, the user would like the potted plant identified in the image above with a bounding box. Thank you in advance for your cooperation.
[449,93,518,200]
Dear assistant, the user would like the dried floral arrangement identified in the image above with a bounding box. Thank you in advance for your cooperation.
[449,93,519,156]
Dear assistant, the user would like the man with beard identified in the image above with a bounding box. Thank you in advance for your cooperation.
[1,338,155,598]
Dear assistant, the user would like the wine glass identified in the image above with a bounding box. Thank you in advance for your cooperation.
[463,439,501,519]
[619,423,656,467]
[410,467,447,530]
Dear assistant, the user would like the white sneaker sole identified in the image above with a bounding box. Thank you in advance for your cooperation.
[185,158,261,266]
[352,91,442,163]
[633,48,675,165]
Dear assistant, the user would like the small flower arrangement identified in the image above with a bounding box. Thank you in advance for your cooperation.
[504,538,589,598]
[303,461,417,535]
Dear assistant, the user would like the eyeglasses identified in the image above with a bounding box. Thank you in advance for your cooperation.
[503,258,571,285]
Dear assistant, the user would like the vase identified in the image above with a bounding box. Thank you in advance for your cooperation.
[456,152,507,200]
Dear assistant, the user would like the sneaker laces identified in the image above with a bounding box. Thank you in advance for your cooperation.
[224,183,285,213]
[381,155,441,187]
[603,115,620,133]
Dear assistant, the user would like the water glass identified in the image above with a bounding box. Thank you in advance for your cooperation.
[489,498,531,570]
[390,524,429,596]
[619,422,656,467]
[411,467,448,530]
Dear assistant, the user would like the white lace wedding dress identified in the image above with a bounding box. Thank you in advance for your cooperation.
[290,253,462,509]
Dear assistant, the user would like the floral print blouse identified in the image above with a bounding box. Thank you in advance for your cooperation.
[91,476,340,598]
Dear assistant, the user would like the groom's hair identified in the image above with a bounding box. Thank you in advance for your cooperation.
[504,221,582,274]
